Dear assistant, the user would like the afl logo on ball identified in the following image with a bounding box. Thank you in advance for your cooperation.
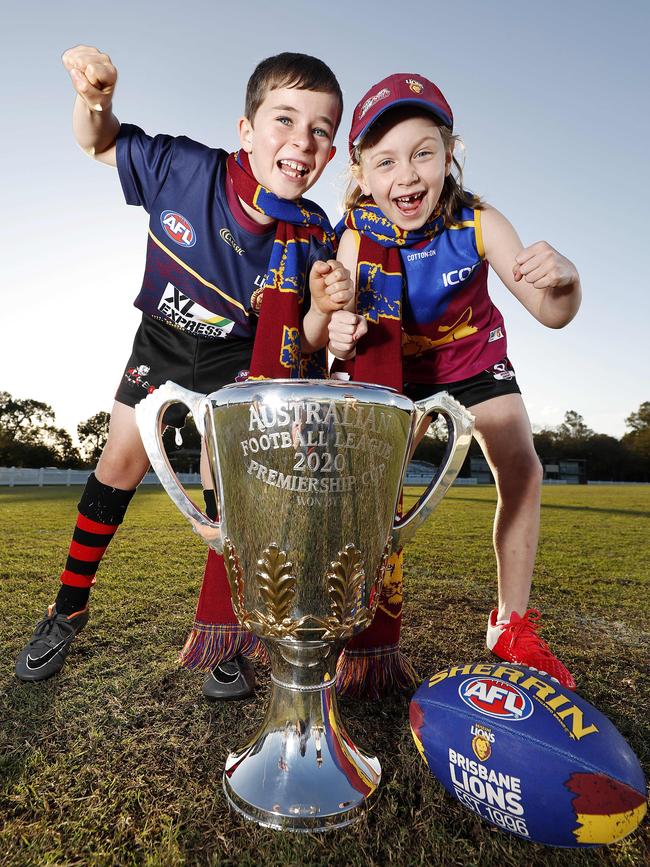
[160,210,196,247]
[459,677,534,721]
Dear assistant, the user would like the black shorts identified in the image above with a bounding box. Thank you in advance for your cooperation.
[404,357,521,408]
[115,315,254,427]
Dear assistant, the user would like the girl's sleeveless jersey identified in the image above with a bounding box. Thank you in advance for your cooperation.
[399,207,507,384]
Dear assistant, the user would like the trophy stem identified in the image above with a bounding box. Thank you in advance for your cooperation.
[223,640,381,832]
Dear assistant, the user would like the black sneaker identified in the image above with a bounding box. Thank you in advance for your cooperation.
[15,605,90,682]
[202,655,255,700]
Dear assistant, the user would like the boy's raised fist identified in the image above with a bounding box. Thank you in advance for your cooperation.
[309,260,354,316]
[62,45,117,112]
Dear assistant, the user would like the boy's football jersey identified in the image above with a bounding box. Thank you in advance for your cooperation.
[116,125,330,340]
[400,207,507,383]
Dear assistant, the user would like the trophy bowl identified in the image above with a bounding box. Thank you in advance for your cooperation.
[136,378,473,831]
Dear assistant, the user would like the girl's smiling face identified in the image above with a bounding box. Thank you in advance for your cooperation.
[356,113,452,230]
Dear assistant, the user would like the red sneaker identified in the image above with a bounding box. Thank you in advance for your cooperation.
[486,608,576,690]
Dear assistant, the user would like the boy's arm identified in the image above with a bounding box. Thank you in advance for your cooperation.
[301,258,354,353]
[480,204,582,329]
[62,45,120,166]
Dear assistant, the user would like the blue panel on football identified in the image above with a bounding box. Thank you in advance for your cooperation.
[410,662,647,847]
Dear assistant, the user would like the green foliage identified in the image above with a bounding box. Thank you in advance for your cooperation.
[0,392,82,468]
[529,404,649,481]
[0,391,55,440]
[556,409,594,440]
[77,411,111,464]
[625,402,650,433]
[624,427,650,462]
[1,486,648,865]
[622,402,650,470]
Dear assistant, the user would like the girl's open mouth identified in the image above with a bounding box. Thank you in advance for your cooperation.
[394,192,425,216]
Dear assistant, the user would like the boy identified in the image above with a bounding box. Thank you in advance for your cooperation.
[15,45,351,699]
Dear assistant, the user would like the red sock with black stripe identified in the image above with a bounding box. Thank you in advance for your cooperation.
[55,473,136,615]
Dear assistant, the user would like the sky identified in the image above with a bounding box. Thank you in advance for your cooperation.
[1,0,649,441]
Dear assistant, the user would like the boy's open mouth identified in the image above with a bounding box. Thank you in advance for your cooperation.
[394,192,425,215]
[278,159,310,179]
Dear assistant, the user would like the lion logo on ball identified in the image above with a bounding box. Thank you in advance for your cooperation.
[472,734,492,762]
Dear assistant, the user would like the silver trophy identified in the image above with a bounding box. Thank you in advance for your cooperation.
[136,379,473,831]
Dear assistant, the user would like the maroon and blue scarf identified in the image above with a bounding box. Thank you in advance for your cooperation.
[334,199,446,698]
[227,150,334,379]
[338,199,445,391]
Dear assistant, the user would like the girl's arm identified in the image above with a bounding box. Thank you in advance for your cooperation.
[480,204,581,329]
[300,259,354,353]
[327,230,368,359]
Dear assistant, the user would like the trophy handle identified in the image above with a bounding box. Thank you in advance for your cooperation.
[135,380,223,552]
[391,391,474,550]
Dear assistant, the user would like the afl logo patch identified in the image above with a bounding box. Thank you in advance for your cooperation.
[459,677,534,722]
[160,210,196,247]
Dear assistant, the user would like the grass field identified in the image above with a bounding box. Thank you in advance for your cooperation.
[1,485,648,866]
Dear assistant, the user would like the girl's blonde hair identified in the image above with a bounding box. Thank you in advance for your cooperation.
[344,108,481,226]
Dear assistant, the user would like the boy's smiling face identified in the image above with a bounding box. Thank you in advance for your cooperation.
[239,86,339,201]
[356,114,452,230]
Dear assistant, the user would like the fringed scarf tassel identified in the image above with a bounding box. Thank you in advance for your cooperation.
[336,642,418,700]
[335,546,418,698]
[179,547,268,671]
[179,622,268,671]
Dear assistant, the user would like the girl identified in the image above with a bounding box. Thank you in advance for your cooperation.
[329,73,581,695]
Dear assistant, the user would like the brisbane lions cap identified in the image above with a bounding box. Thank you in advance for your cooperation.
[349,73,453,153]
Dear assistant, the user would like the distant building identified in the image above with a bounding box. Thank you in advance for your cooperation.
[405,460,437,485]
[469,456,587,484]
[470,457,493,484]
[542,459,587,484]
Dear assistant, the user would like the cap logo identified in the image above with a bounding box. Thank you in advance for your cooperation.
[358,88,390,120]
[406,78,424,94]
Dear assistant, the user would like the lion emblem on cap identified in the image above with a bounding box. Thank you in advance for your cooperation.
[406,78,424,94]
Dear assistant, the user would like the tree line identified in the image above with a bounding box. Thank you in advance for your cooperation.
[0,391,201,473]
[1,391,649,481]
[415,405,650,482]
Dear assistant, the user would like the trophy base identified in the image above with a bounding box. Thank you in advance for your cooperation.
[223,644,381,832]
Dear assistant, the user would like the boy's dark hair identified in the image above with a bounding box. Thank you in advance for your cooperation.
[245,52,343,128]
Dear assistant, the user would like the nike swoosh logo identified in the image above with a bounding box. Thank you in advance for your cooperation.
[211,667,240,684]
[26,638,71,670]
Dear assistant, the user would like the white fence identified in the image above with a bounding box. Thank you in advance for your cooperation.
[405,472,477,486]
[0,467,201,487]
[0,465,481,488]
[6,467,639,488]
